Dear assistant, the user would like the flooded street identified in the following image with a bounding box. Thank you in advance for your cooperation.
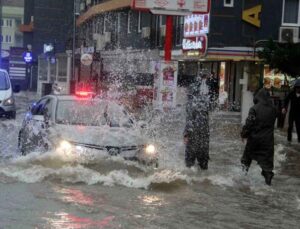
[0,94,300,229]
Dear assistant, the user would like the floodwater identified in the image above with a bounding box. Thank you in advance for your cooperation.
[0,94,299,229]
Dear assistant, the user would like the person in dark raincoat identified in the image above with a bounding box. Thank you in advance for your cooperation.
[241,88,277,185]
[184,71,211,170]
[282,79,300,143]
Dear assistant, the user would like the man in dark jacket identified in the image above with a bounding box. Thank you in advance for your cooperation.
[241,88,277,185]
[184,71,211,170]
[282,79,300,143]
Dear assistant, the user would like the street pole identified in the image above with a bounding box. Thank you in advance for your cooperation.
[72,0,76,84]
[164,15,173,61]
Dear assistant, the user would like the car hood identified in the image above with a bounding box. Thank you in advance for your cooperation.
[53,124,146,147]
[0,89,11,101]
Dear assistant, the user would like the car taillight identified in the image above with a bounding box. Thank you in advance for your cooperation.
[75,91,90,97]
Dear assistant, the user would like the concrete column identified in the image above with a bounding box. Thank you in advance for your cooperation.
[241,62,254,124]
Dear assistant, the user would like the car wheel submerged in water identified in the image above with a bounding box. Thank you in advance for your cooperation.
[7,111,16,119]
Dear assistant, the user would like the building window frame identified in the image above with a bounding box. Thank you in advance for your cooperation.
[127,11,132,34]
[175,16,184,47]
[138,11,142,33]
[224,0,234,7]
[282,0,300,26]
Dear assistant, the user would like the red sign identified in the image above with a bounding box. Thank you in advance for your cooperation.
[131,0,210,14]
[182,35,207,55]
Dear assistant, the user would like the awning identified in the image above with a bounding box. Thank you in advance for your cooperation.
[76,0,131,26]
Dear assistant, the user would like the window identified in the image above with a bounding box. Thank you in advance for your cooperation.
[127,11,132,33]
[138,12,142,33]
[6,19,12,27]
[224,0,234,7]
[0,71,10,90]
[5,35,12,43]
[175,16,184,46]
[282,0,300,25]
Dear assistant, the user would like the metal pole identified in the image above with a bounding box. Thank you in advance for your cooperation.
[164,15,173,61]
[72,0,76,82]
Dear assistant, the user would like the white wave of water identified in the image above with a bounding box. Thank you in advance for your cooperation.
[0,142,288,190]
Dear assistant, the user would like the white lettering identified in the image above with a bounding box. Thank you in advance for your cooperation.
[182,37,203,50]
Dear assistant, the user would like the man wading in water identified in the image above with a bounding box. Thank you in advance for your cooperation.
[241,88,277,185]
[184,71,212,170]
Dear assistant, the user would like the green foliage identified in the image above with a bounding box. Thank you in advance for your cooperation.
[258,39,300,78]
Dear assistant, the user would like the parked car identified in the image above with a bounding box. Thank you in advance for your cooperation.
[18,94,158,166]
[0,69,19,119]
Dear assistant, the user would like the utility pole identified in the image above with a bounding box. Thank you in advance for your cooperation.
[72,0,76,81]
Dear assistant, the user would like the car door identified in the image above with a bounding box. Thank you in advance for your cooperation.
[21,97,53,153]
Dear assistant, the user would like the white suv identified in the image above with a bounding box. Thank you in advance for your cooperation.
[0,69,18,119]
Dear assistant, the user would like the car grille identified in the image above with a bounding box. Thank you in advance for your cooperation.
[70,141,140,153]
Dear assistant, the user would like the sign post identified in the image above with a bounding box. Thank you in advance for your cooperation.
[131,0,210,109]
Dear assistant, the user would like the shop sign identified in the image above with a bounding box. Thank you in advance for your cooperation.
[184,14,209,37]
[23,51,33,63]
[182,35,207,56]
[242,5,262,28]
[80,53,93,66]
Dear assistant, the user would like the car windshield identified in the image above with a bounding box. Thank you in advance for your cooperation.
[56,99,134,128]
[0,72,10,90]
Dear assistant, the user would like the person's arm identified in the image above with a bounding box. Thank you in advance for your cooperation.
[241,108,256,139]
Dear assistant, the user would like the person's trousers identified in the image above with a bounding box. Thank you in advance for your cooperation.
[287,115,300,142]
[185,138,209,168]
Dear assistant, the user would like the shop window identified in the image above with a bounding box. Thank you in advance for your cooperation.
[224,0,234,7]
[127,11,132,34]
[138,12,142,33]
[282,0,300,25]
[174,16,184,46]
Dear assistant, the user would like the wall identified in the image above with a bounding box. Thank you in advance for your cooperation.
[209,0,283,47]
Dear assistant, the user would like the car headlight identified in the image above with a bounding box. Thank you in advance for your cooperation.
[3,97,15,106]
[59,140,72,151]
[145,144,156,155]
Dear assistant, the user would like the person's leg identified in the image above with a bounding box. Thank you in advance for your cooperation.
[295,117,300,143]
[197,147,209,170]
[258,151,274,185]
[185,144,196,168]
[287,114,294,142]
[196,120,210,170]
[241,143,252,172]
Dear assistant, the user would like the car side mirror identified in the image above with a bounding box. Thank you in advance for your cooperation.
[28,102,37,112]
[13,85,21,93]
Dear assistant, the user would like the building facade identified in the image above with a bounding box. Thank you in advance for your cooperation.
[77,0,297,121]
[21,0,75,92]
[0,0,24,71]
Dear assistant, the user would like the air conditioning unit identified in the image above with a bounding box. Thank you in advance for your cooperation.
[160,26,166,37]
[279,27,299,43]
[96,35,106,51]
[104,32,111,43]
[142,27,151,38]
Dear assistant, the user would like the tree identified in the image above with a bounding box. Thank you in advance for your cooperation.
[258,39,300,78]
